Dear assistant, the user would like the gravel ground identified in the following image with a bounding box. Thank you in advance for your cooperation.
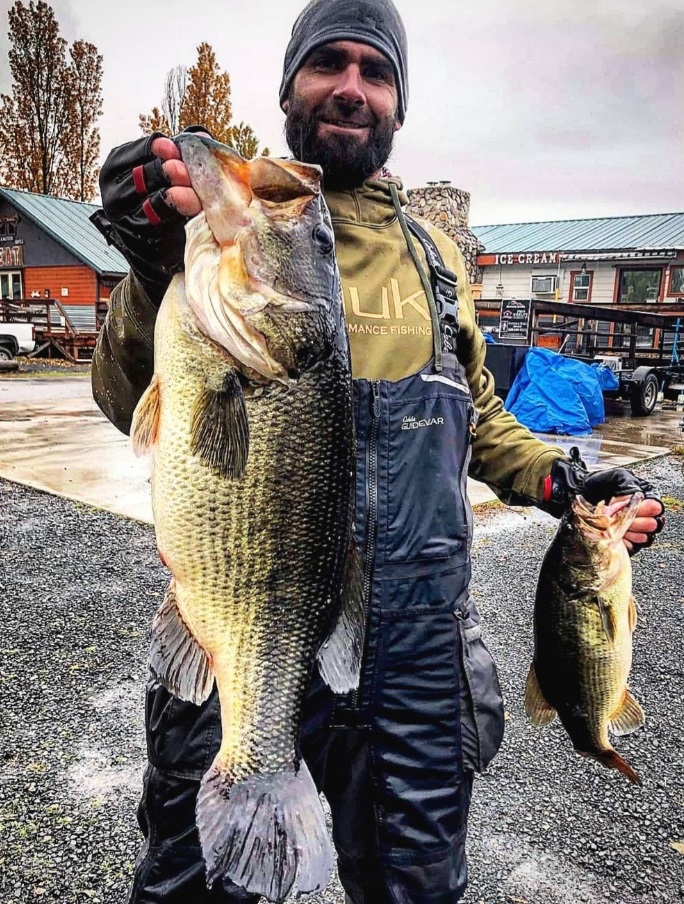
[0,454,682,904]
[3,358,91,377]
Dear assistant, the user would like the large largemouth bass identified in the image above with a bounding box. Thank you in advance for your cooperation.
[131,135,362,901]
[525,493,645,784]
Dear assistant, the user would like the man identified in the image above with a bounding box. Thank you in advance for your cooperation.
[91,1,665,901]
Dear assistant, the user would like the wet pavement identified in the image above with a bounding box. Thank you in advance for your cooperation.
[0,375,152,523]
[0,373,680,522]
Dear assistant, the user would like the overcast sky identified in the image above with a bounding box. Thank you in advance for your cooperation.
[1,0,683,225]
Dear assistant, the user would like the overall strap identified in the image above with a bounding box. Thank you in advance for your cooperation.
[405,215,460,361]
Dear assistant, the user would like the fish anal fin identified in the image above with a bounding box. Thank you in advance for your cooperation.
[524,663,557,727]
[197,759,333,899]
[190,370,249,479]
[628,596,638,633]
[149,581,214,705]
[317,542,364,694]
[131,374,161,455]
[609,689,645,737]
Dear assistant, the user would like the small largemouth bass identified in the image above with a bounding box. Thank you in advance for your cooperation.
[131,135,362,901]
[525,493,645,784]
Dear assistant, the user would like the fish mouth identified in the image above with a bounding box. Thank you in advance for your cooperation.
[178,134,324,382]
[572,492,643,543]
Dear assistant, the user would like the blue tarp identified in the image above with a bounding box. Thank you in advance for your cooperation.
[505,347,605,436]
[591,362,620,391]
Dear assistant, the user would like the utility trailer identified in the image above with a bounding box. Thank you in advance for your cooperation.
[0,298,99,362]
[527,300,684,416]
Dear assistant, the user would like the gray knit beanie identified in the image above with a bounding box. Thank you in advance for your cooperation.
[279,0,408,123]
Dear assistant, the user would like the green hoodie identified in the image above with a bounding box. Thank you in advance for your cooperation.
[92,178,563,508]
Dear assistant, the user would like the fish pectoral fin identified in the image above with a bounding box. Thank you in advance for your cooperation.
[317,542,364,694]
[190,370,249,479]
[524,663,557,726]
[628,596,638,633]
[149,581,215,705]
[131,374,161,455]
[596,596,618,642]
[609,689,645,737]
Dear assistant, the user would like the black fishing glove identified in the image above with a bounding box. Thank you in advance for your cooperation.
[546,447,665,553]
[90,125,210,305]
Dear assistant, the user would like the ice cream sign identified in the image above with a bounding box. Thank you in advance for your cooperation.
[478,251,562,266]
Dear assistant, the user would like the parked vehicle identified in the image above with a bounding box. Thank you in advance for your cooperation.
[0,321,36,360]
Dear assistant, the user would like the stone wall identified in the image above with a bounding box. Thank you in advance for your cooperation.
[406,183,484,285]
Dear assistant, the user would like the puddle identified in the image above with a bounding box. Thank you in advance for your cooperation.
[66,746,142,802]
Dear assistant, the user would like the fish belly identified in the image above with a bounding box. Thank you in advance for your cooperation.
[145,277,354,899]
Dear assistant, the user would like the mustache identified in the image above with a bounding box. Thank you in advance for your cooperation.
[313,101,376,129]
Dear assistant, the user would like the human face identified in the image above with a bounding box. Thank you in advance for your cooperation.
[284,41,402,190]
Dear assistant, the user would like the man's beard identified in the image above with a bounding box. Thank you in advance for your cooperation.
[285,92,396,190]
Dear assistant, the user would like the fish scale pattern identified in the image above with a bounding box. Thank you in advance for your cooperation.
[150,280,355,783]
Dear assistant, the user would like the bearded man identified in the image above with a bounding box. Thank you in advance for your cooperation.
[91,1,665,902]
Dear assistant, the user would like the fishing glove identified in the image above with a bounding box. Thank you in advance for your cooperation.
[90,125,210,305]
[546,447,665,553]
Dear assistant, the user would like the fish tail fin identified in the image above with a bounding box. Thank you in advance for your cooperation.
[149,581,215,705]
[131,374,161,455]
[524,663,557,726]
[609,689,645,737]
[191,371,249,479]
[197,759,333,901]
[596,748,642,785]
[317,542,364,693]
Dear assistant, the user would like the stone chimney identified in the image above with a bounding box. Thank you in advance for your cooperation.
[406,182,484,286]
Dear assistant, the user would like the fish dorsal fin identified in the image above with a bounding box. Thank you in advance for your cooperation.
[149,580,215,705]
[191,370,250,479]
[131,374,161,455]
[524,663,557,726]
[609,689,645,737]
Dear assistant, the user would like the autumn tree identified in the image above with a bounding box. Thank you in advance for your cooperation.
[140,43,268,157]
[0,1,103,200]
[64,40,104,201]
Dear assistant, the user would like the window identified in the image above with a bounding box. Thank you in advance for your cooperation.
[0,271,22,300]
[618,268,662,304]
[570,270,593,302]
[668,265,684,296]
[0,216,18,239]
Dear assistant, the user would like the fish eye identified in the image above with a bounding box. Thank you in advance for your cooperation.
[312,224,334,254]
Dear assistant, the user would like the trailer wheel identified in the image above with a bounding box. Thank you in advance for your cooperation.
[630,372,658,416]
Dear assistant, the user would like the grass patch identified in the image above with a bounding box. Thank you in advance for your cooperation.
[662,495,684,514]
[672,445,684,458]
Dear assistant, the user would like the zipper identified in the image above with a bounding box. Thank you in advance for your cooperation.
[350,381,381,710]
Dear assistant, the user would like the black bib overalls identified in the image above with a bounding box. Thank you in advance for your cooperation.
[128,229,506,904]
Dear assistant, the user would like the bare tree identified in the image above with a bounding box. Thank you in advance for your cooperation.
[163,65,187,135]
[67,40,104,201]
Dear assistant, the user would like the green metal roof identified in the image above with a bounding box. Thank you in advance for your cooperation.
[0,187,127,276]
[471,212,684,254]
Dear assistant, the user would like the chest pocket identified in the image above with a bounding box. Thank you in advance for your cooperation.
[383,372,475,564]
